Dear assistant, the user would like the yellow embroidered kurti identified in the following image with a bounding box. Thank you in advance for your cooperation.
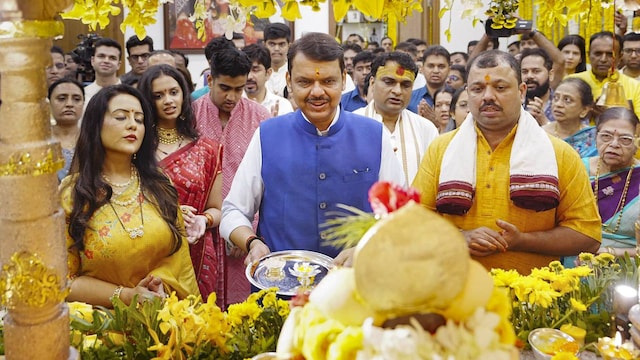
[412,124,601,266]
[61,176,199,299]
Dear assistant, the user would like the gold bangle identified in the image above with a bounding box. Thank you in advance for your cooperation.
[111,286,124,301]
[203,212,214,228]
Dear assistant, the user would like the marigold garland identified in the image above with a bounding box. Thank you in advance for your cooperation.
[60,0,421,43]
[441,0,618,47]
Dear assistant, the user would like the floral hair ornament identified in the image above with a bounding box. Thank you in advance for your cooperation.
[376,63,416,83]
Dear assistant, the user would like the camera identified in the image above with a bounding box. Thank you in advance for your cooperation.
[485,19,532,38]
[71,33,101,83]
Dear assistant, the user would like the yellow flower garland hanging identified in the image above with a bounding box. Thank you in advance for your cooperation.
[440,0,618,46]
[61,0,421,43]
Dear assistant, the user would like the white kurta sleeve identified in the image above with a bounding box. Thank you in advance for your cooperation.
[220,129,265,241]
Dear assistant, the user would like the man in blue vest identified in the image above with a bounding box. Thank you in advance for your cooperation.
[220,32,404,267]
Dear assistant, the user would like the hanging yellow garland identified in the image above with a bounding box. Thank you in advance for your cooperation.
[61,0,421,42]
[442,0,619,51]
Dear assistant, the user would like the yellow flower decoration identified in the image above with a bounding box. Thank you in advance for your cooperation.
[280,0,302,21]
[189,0,208,41]
[68,301,95,322]
[595,252,615,264]
[578,253,594,263]
[332,0,354,23]
[351,0,384,21]
[534,0,567,28]
[562,266,592,278]
[227,301,262,326]
[62,0,122,31]
[491,268,520,287]
[240,0,277,19]
[569,298,587,312]
[120,0,161,40]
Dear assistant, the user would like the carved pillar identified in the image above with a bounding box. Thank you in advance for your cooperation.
[0,0,78,359]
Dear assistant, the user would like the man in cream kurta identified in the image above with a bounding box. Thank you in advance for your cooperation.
[354,51,439,184]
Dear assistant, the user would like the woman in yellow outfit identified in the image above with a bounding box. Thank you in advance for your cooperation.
[60,84,199,308]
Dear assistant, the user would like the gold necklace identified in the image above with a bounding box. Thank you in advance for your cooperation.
[108,194,145,239]
[593,159,634,234]
[157,127,183,145]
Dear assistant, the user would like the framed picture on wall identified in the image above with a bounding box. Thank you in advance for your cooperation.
[163,0,293,54]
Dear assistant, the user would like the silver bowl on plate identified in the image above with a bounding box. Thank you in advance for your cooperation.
[528,328,579,360]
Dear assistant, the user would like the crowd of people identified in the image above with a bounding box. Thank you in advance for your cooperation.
[51,19,640,307]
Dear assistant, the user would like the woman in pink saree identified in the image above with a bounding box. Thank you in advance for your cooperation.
[138,64,225,305]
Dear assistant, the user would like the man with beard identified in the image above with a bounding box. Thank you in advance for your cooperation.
[569,31,640,119]
[242,44,293,116]
[520,48,554,125]
[83,38,122,110]
[412,50,601,274]
[193,48,271,305]
[221,33,404,268]
[621,32,640,81]
[408,45,450,122]
[471,30,565,89]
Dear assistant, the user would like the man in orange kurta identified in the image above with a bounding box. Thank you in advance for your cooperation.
[412,50,601,274]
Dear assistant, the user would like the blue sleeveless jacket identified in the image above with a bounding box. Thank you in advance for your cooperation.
[259,109,382,257]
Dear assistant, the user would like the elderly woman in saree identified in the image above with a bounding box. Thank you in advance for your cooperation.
[584,107,640,256]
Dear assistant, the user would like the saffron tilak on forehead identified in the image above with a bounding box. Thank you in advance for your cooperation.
[376,63,416,82]
[484,74,491,82]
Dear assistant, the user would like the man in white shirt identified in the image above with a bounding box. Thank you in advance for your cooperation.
[264,23,291,98]
[84,38,122,107]
[242,44,293,116]
[355,51,438,184]
[221,33,404,268]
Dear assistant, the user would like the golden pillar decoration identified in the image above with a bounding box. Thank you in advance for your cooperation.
[0,0,78,359]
